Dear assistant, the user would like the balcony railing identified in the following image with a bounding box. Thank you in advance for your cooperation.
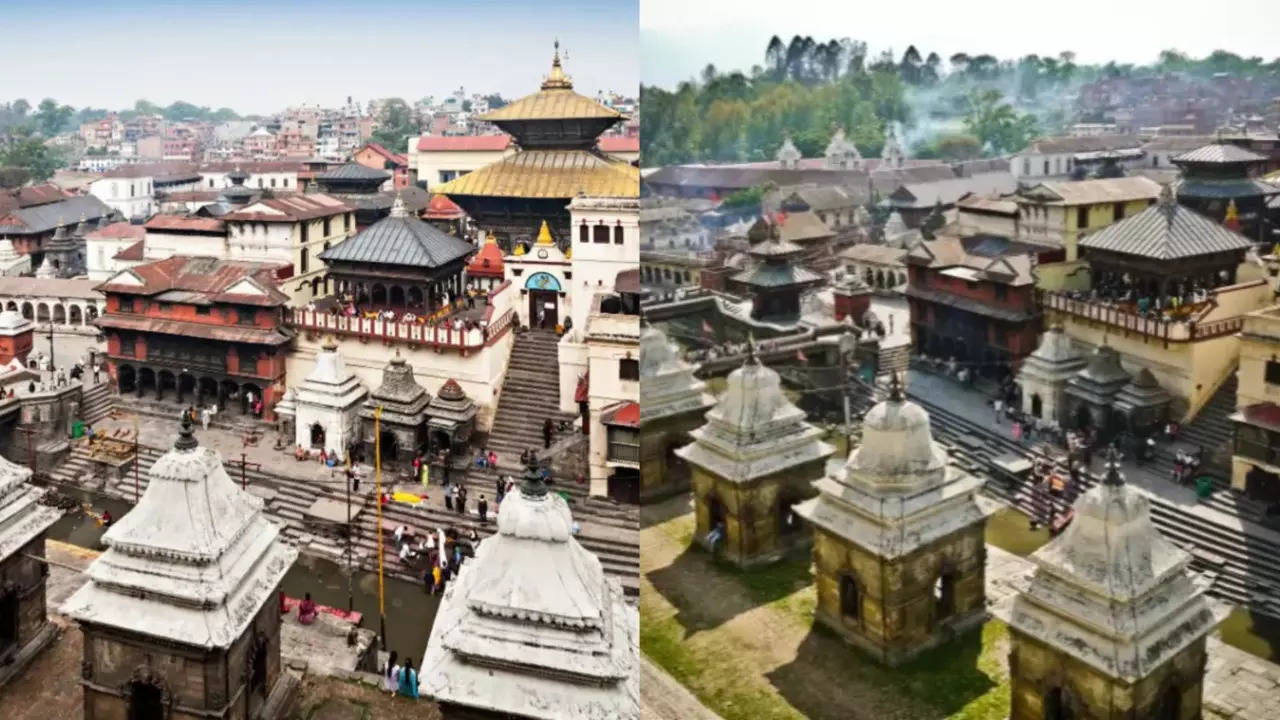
[1040,290,1248,344]
[289,306,514,352]
[607,442,640,465]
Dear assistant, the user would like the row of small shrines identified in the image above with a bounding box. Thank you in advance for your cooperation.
[0,419,637,720]
[640,324,1221,720]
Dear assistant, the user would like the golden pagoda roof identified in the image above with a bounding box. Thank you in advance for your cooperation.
[536,220,555,245]
[478,43,621,123]
[435,149,639,199]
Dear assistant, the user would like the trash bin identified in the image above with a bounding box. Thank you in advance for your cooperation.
[71,420,84,438]
[1195,476,1214,499]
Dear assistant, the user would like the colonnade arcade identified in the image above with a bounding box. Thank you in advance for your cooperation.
[3,299,102,326]
[328,268,467,312]
[114,363,263,416]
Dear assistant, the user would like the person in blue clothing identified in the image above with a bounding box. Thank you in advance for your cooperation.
[397,656,418,699]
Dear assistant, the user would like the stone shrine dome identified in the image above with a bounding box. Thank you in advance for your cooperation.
[847,378,946,489]
[421,462,637,718]
[639,324,713,424]
[0,309,30,332]
[62,421,297,649]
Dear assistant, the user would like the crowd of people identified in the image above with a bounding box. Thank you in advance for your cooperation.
[1057,272,1228,323]
[304,287,491,333]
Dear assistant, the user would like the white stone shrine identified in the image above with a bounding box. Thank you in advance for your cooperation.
[62,420,298,718]
[1016,322,1086,426]
[421,460,638,719]
[0,452,61,683]
[293,337,367,457]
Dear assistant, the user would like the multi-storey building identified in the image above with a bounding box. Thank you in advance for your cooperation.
[95,256,295,419]
[1231,306,1280,504]
[221,194,355,304]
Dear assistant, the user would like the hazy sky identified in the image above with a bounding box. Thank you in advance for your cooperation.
[0,0,638,115]
[642,0,1280,88]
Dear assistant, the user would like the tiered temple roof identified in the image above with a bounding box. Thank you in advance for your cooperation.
[676,344,833,483]
[639,324,714,424]
[359,351,430,428]
[421,460,637,718]
[1018,323,1086,387]
[1064,345,1130,406]
[62,421,297,648]
[427,379,476,436]
[1008,451,1219,681]
[1112,367,1172,419]
[296,339,367,415]
[794,377,998,557]
[465,232,505,279]
[320,196,474,270]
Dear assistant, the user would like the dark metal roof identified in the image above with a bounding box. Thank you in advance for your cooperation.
[1176,178,1280,199]
[904,285,1039,322]
[319,213,474,269]
[317,163,391,182]
[1079,194,1254,260]
[731,263,823,288]
[0,195,111,235]
[1173,143,1267,165]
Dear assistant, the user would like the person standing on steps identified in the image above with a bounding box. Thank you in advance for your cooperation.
[537,306,546,330]
[457,485,467,516]
[543,418,553,449]
[478,494,488,523]
[444,484,454,512]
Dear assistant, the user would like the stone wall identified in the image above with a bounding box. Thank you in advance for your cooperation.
[80,581,283,720]
[1008,628,1207,720]
[811,522,987,665]
[0,535,51,663]
[690,459,825,567]
[639,412,702,503]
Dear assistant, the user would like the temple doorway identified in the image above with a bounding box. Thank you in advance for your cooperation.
[117,365,136,394]
[607,468,639,504]
[0,587,17,656]
[127,680,165,720]
[707,496,726,537]
[839,575,860,621]
[778,498,803,536]
[1044,687,1073,720]
[1074,403,1091,431]
[1031,394,1043,419]
[1156,686,1181,720]
[664,441,691,487]
[310,423,326,449]
[379,430,399,465]
[1245,465,1280,504]
[933,572,956,622]
[431,430,451,454]
[249,639,268,708]
[529,290,558,329]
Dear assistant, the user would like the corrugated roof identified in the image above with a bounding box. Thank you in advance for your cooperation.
[85,221,145,241]
[890,172,1017,209]
[317,163,390,182]
[96,313,293,345]
[777,211,833,242]
[0,183,69,214]
[144,215,226,233]
[598,136,639,153]
[222,194,351,222]
[790,186,854,212]
[1079,194,1254,260]
[906,235,1036,286]
[1017,176,1162,206]
[839,244,908,265]
[96,256,291,305]
[956,193,1019,215]
[415,135,512,152]
[435,149,638,199]
[1173,143,1268,164]
[0,276,100,299]
[732,263,823,288]
[1025,134,1143,155]
[1141,135,1215,152]
[320,213,474,269]
[0,195,112,236]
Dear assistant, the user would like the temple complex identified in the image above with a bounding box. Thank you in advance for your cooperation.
[1061,345,1131,436]
[312,163,428,230]
[1006,450,1220,720]
[0,453,61,686]
[729,234,824,323]
[1172,141,1280,240]
[62,420,299,719]
[676,344,834,566]
[434,42,638,248]
[1042,183,1270,420]
[420,458,638,719]
[504,220,570,328]
[294,338,367,457]
[318,196,475,315]
[638,324,714,502]
[794,376,998,664]
[358,351,430,466]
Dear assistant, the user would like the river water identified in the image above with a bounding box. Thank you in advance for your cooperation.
[43,484,441,662]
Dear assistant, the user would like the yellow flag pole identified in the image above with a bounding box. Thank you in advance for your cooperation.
[375,405,386,647]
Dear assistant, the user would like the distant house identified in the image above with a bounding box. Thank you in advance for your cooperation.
[353,143,410,190]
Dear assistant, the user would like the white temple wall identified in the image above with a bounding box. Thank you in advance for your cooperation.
[294,399,361,457]
[557,336,588,414]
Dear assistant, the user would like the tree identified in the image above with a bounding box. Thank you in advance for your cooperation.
[0,138,64,181]
[34,98,73,136]
[484,94,507,110]
[0,167,31,189]
[949,53,970,76]
[370,98,418,154]
[11,99,29,118]
[900,45,923,84]
[962,89,1038,154]
[915,133,982,161]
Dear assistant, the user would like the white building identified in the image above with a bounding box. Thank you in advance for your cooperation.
[409,134,514,191]
[504,221,571,330]
[566,195,639,334]
[198,163,299,193]
[84,220,145,281]
[222,193,355,304]
[88,171,155,220]
[1011,134,1144,180]
[293,339,368,456]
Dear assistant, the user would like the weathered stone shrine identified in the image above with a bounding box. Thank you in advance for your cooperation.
[794,377,998,664]
[425,378,476,455]
[1006,451,1220,720]
[1016,323,1086,426]
[359,351,430,466]
[0,453,61,687]
[294,338,367,457]
[420,459,638,719]
[62,420,299,719]
[638,324,713,502]
[676,343,834,566]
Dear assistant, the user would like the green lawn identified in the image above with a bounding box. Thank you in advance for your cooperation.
[641,507,1013,720]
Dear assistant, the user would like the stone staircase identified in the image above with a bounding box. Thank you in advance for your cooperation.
[80,382,115,425]
[484,329,576,468]
[897,381,1280,619]
[48,440,640,596]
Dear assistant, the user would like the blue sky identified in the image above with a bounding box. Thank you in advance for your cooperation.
[0,0,638,114]
[642,0,1280,89]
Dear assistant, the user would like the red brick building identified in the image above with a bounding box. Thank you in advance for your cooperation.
[353,143,410,189]
[94,256,295,419]
[905,235,1047,377]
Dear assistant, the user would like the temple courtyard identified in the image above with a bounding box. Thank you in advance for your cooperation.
[640,493,1280,720]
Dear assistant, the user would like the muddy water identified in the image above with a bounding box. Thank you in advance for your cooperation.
[984,505,1051,557]
[1217,607,1280,663]
[43,483,440,662]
